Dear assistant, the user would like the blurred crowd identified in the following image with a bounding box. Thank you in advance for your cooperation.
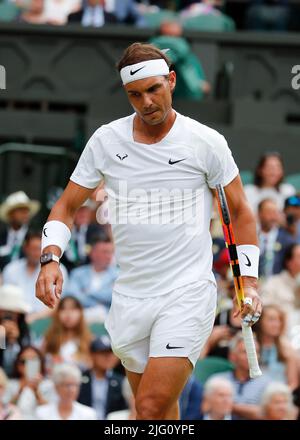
[1,151,300,420]
[0,0,294,32]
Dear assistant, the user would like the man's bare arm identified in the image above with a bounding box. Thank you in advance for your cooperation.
[36,181,98,309]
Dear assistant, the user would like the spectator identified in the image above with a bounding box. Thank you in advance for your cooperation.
[253,304,299,390]
[112,0,146,26]
[0,285,30,377]
[65,237,117,323]
[43,0,81,25]
[43,296,92,370]
[260,382,297,420]
[67,0,117,27]
[0,368,21,420]
[261,243,300,338]
[179,374,203,420]
[106,376,136,420]
[244,152,296,213]
[150,20,211,101]
[212,332,271,420]
[2,231,68,322]
[257,199,295,279]
[17,0,47,24]
[5,346,56,419]
[284,195,300,243]
[200,376,235,420]
[0,191,40,270]
[36,363,97,420]
[78,336,127,420]
[245,0,290,32]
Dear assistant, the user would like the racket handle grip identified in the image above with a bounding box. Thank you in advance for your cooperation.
[242,324,262,378]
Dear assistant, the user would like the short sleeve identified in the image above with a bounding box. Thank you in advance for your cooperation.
[70,133,104,189]
[204,134,239,189]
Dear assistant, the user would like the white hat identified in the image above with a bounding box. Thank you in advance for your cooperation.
[0,191,40,222]
[0,284,31,314]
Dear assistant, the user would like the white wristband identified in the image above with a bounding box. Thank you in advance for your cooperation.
[236,245,260,278]
[41,220,71,257]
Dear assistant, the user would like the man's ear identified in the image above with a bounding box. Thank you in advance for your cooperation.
[168,70,176,93]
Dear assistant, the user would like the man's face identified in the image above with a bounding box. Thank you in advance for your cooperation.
[258,201,280,232]
[8,207,30,227]
[125,72,176,126]
[91,351,118,372]
[24,237,41,266]
[205,386,233,417]
[90,242,114,269]
[286,245,300,275]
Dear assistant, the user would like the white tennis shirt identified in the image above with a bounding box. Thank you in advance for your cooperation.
[70,111,239,297]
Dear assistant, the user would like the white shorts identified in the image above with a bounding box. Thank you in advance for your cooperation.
[104,280,217,374]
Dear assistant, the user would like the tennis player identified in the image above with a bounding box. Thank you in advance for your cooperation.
[36,43,262,420]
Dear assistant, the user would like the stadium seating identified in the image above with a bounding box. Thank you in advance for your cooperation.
[193,356,234,384]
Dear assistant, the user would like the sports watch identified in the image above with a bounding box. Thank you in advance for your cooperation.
[40,253,60,266]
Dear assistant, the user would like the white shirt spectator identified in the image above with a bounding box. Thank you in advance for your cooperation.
[36,401,97,420]
[2,258,68,312]
[245,183,295,213]
[44,0,81,24]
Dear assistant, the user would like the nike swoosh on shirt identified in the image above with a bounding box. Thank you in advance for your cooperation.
[242,253,251,267]
[130,66,145,76]
[168,158,186,165]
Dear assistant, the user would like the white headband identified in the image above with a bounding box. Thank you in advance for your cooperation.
[120,59,170,85]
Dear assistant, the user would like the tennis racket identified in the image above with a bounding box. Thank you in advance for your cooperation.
[215,184,262,378]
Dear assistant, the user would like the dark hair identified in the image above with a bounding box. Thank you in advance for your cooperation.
[24,230,41,244]
[117,42,171,72]
[90,234,112,247]
[12,345,46,379]
[283,243,300,270]
[254,152,284,190]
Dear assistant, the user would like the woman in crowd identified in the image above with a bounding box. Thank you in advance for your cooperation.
[260,382,297,420]
[36,363,97,420]
[43,296,92,370]
[254,304,299,390]
[0,285,31,377]
[5,345,56,419]
[244,152,295,213]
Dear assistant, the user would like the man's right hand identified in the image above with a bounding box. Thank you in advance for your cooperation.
[35,262,63,309]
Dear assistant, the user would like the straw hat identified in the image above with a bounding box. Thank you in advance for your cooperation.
[0,191,40,222]
[0,284,31,314]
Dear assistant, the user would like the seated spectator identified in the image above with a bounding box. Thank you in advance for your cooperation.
[62,200,107,271]
[284,195,300,243]
[0,285,31,377]
[253,305,299,390]
[0,191,40,271]
[17,0,47,24]
[244,152,296,214]
[43,0,81,25]
[106,377,136,420]
[245,0,290,32]
[36,363,97,420]
[179,374,203,420]
[180,0,236,32]
[260,382,297,420]
[65,237,117,323]
[211,332,271,420]
[5,346,56,419]
[112,0,146,26]
[67,0,117,27]
[43,296,92,370]
[258,199,296,279]
[78,336,127,420]
[200,376,235,420]
[0,368,21,420]
[2,231,68,322]
[150,21,211,101]
[260,243,300,339]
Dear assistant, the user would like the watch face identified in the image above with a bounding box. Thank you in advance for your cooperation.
[40,253,51,264]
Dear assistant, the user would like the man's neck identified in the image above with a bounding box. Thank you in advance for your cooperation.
[134,109,176,143]
[93,369,106,379]
[234,368,249,382]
